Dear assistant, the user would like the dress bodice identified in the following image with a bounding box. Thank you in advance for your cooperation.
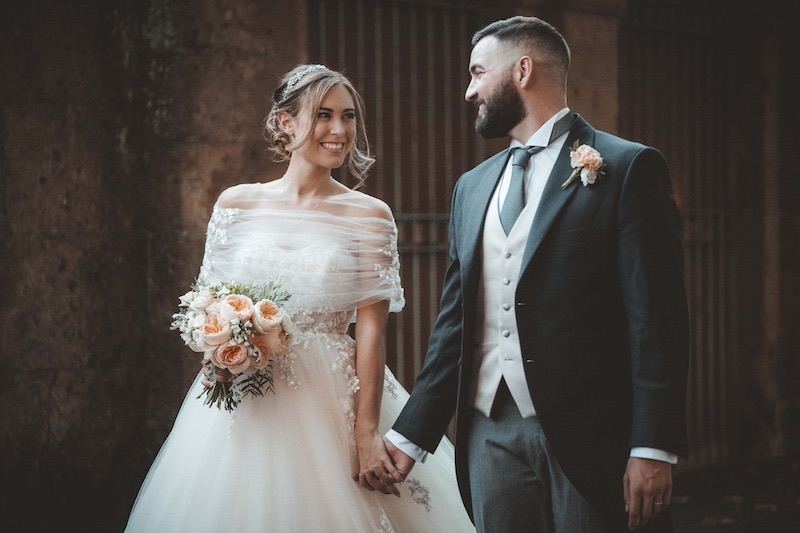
[197,192,404,331]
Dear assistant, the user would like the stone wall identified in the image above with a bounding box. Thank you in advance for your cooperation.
[0,1,305,529]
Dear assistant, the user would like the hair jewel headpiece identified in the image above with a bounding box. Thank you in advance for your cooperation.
[280,64,327,101]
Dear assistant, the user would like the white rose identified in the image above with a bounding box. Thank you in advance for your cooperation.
[190,312,206,329]
[189,328,213,352]
[189,291,214,312]
[280,309,297,336]
[178,291,196,307]
[580,167,599,186]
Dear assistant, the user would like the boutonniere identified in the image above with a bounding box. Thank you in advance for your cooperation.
[561,140,606,189]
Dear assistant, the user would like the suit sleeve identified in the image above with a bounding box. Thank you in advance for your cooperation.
[617,147,690,457]
[391,178,467,453]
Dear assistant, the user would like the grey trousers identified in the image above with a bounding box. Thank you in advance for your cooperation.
[466,381,610,533]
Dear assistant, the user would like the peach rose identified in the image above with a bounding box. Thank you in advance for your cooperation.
[219,294,254,322]
[252,299,283,334]
[275,330,291,354]
[212,343,251,374]
[570,144,604,172]
[250,333,273,369]
[272,328,292,356]
[202,312,232,346]
[568,144,605,187]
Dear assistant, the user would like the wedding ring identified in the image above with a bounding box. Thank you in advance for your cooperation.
[654,501,663,506]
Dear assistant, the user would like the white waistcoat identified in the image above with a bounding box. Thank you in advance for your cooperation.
[471,182,540,418]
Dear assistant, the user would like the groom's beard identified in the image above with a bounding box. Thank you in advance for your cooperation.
[474,76,526,139]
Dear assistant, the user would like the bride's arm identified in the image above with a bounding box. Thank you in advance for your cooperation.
[352,299,404,496]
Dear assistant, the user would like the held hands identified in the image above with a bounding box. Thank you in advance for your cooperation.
[353,433,406,497]
[623,457,673,530]
[382,436,416,480]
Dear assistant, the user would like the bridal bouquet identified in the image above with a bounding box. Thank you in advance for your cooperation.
[171,280,294,411]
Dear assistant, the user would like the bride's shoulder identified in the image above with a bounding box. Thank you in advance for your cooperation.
[214,182,277,210]
[339,189,394,222]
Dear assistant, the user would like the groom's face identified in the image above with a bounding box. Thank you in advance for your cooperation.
[466,36,526,139]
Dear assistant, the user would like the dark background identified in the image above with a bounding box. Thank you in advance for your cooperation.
[1,0,798,531]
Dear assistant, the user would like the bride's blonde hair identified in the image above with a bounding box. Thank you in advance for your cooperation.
[263,65,375,189]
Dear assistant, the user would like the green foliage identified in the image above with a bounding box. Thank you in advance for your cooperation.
[197,364,276,412]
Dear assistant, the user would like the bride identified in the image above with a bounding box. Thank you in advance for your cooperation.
[124,64,475,532]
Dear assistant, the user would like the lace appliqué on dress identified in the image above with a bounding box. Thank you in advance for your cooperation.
[407,477,432,512]
[383,375,398,400]
[374,228,404,311]
[327,333,359,435]
[198,206,241,286]
[377,511,396,533]
[275,350,300,388]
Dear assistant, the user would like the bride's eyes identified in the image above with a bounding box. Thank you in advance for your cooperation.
[317,110,356,120]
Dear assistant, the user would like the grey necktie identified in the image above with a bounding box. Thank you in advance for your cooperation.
[500,146,544,235]
[499,113,574,235]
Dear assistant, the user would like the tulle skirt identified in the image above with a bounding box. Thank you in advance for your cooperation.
[125,333,475,532]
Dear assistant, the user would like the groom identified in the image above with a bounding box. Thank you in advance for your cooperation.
[380,15,689,533]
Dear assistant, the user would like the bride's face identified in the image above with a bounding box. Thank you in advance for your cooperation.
[291,84,357,170]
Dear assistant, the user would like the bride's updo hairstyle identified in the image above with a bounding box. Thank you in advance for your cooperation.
[264,64,375,189]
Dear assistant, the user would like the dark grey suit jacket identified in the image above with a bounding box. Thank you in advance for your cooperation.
[392,114,689,530]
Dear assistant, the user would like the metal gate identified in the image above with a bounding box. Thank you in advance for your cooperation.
[308,0,489,387]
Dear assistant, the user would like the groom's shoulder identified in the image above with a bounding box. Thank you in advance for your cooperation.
[594,129,647,154]
[575,115,644,154]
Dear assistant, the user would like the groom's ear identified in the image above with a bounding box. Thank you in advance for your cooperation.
[517,56,535,89]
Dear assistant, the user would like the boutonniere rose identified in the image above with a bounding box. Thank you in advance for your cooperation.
[561,141,606,189]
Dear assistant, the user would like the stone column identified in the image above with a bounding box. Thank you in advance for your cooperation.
[0,1,307,529]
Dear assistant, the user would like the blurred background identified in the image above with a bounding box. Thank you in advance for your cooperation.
[1,0,798,531]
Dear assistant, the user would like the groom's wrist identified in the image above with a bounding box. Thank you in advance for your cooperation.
[385,429,428,463]
[629,447,678,464]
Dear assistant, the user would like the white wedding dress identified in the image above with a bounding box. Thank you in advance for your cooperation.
[125,183,475,533]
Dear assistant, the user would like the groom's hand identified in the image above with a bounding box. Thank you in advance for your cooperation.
[382,436,416,480]
[623,457,672,530]
[353,434,405,497]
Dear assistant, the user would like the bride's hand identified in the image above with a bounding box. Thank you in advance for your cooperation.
[353,433,404,497]
[200,359,231,388]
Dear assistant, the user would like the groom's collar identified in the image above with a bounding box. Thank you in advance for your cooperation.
[510,107,571,148]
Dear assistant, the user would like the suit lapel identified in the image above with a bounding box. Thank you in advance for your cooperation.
[460,150,510,288]
[520,115,596,274]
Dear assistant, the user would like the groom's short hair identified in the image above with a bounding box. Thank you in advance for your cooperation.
[472,16,570,78]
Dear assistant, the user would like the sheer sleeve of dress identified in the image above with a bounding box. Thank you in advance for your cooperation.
[195,182,404,317]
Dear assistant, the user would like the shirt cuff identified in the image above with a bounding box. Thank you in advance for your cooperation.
[385,429,429,463]
[630,447,678,464]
